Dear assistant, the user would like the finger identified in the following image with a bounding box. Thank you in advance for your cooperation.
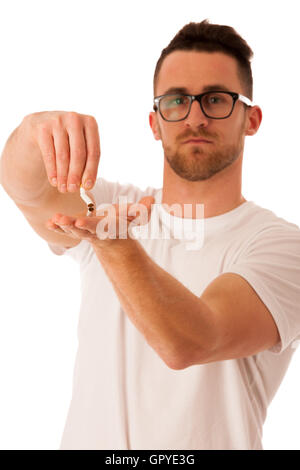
[75,216,100,234]
[127,196,155,215]
[51,213,76,225]
[46,220,74,236]
[112,203,136,223]
[60,223,97,240]
[81,116,101,190]
[46,220,63,232]
[36,124,57,187]
[52,126,71,193]
[127,196,155,224]
[68,120,87,192]
[138,196,155,209]
[45,214,84,240]
[138,196,155,220]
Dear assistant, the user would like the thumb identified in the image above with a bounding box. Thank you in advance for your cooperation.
[136,196,155,219]
[128,196,155,225]
[137,195,155,210]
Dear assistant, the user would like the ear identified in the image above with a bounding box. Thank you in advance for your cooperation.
[245,105,263,136]
[149,111,162,141]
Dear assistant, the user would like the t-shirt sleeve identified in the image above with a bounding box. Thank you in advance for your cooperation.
[226,223,300,354]
[47,176,157,263]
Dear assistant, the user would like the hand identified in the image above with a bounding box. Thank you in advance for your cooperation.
[25,111,100,193]
[46,196,155,247]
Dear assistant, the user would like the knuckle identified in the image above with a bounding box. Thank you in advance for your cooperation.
[23,112,41,127]
[85,114,97,127]
[51,115,64,129]
[36,122,49,134]
[65,111,81,127]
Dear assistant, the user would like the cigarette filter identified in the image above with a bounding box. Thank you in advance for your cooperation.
[80,184,95,216]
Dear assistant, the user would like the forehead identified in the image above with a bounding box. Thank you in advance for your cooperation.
[156,50,242,95]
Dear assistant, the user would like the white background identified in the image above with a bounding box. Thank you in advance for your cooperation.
[0,0,300,450]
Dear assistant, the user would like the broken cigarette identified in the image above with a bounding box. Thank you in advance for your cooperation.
[80,184,95,216]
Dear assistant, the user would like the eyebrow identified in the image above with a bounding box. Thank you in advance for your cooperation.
[162,84,232,95]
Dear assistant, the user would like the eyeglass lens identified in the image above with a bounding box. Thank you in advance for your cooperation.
[159,92,234,121]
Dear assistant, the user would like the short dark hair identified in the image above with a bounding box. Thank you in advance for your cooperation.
[153,20,254,99]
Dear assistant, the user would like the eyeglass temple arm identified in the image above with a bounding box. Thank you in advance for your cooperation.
[238,94,255,107]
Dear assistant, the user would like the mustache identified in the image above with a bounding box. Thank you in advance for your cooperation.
[176,129,218,142]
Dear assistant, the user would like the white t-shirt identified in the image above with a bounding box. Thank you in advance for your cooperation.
[48,177,300,450]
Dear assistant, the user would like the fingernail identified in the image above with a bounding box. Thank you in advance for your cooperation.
[51,178,57,186]
[84,180,93,189]
[68,183,78,192]
[60,184,67,192]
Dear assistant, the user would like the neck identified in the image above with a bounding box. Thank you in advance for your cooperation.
[161,155,246,219]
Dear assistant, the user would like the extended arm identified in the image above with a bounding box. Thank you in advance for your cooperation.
[47,207,280,370]
[91,237,280,369]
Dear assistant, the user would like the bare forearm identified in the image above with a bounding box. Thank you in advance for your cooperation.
[0,115,50,205]
[92,238,216,369]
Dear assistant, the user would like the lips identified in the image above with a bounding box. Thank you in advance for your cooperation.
[184,137,211,143]
[184,138,212,144]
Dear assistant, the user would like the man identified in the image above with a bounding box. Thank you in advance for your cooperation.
[1,20,300,450]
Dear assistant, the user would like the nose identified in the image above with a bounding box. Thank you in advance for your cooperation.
[184,99,209,129]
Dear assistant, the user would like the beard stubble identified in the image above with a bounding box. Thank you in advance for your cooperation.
[162,125,245,182]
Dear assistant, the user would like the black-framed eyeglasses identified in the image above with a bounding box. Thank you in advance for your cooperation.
[153,91,254,122]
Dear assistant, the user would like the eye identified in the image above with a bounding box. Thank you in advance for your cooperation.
[202,92,231,109]
[162,95,189,109]
[168,96,185,106]
[208,95,222,104]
